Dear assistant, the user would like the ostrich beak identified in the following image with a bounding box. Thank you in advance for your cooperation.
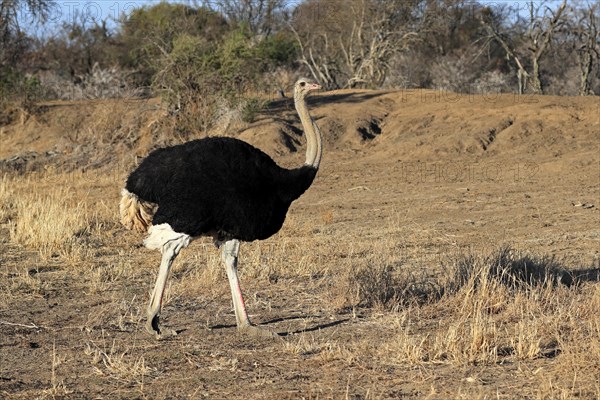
[308,83,322,91]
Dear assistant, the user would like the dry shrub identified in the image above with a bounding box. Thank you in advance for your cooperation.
[62,100,156,158]
[166,93,225,135]
[331,234,448,311]
[331,255,442,312]
[38,64,142,101]
[87,103,138,146]
[473,70,512,93]
[431,56,477,93]
[350,261,399,307]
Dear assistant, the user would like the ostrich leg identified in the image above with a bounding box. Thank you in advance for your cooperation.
[145,237,187,339]
[222,239,279,338]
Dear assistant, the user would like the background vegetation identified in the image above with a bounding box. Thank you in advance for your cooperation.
[1,0,599,130]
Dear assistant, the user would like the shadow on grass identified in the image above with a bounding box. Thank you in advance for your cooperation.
[570,267,600,283]
[448,245,600,291]
[347,245,600,312]
[266,91,391,114]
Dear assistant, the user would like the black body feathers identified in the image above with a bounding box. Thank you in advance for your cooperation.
[125,137,318,241]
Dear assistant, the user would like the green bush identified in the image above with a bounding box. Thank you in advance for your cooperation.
[241,98,267,123]
[257,31,298,67]
[89,4,300,132]
[119,3,228,85]
[151,25,285,132]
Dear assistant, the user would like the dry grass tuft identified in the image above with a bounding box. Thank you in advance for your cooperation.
[85,338,155,386]
[169,244,226,298]
[336,245,575,314]
[30,341,74,399]
[0,175,16,223]
[84,258,143,294]
[9,186,90,261]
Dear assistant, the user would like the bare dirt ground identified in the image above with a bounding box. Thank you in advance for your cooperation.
[1,89,599,399]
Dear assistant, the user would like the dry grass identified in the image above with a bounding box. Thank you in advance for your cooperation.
[28,341,73,400]
[1,156,598,399]
[0,266,49,301]
[368,248,600,398]
[1,169,124,263]
[55,99,157,152]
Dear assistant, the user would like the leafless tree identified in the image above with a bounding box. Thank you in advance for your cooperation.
[481,0,567,94]
[525,0,568,93]
[290,0,420,89]
[288,0,343,88]
[341,0,420,88]
[199,0,289,36]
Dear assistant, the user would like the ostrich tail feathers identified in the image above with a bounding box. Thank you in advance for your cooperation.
[119,188,157,233]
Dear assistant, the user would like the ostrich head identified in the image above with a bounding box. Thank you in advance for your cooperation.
[294,78,321,100]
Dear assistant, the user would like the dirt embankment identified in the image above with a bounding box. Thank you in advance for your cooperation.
[2,90,598,174]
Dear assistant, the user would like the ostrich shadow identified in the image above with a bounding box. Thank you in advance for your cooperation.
[209,314,350,336]
[246,91,389,127]
[236,91,390,142]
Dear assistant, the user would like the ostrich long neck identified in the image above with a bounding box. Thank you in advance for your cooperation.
[294,93,322,169]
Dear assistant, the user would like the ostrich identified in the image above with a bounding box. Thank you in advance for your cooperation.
[119,78,323,339]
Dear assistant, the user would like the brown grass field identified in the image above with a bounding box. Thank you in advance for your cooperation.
[1,89,599,399]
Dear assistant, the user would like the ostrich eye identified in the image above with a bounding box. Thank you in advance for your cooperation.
[299,82,306,87]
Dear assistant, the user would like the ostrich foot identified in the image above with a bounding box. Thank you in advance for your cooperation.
[238,324,281,339]
[145,315,177,340]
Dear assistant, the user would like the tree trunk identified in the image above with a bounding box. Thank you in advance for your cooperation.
[530,57,543,94]
[517,69,525,95]
[577,5,598,96]
[579,51,593,95]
